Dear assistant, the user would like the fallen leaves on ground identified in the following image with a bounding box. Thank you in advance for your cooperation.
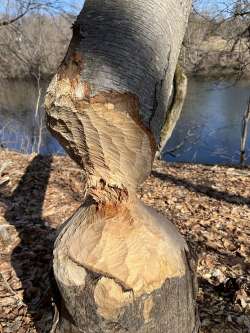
[0,150,249,333]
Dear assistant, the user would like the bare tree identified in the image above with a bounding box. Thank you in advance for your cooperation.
[0,0,81,27]
[181,0,250,78]
[0,0,82,154]
[0,1,78,79]
[45,1,199,332]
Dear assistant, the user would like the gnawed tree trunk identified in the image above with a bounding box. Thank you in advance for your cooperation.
[45,1,199,332]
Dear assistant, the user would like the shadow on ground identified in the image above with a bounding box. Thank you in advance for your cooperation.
[3,155,55,332]
[0,157,248,332]
[152,170,250,206]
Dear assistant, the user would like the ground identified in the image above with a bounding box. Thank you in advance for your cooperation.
[0,150,249,333]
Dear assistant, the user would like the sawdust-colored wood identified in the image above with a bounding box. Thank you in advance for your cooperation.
[44,1,198,332]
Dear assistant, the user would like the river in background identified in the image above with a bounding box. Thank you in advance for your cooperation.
[0,78,249,165]
[164,78,250,165]
[0,79,63,155]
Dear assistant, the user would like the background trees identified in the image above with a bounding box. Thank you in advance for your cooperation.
[0,0,249,80]
[182,0,250,78]
[0,0,82,79]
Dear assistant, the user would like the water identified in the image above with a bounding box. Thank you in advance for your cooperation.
[0,79,63,155]
[164,78,250,165]
[0,78,249,164]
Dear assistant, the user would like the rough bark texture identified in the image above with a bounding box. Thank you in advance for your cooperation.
[46,0,191,144]
[157,64,188,158]
[44,0,198,332]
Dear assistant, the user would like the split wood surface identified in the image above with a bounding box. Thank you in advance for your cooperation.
[44,1,198,332]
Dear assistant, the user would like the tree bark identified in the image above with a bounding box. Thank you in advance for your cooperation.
[240,97,250,165]
[157,64,188,159]
[45,1,199,332]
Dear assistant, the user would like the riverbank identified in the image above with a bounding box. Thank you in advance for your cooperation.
[1,55,249,81]
[0,150,249,333]
[181,36,250,79]
[1,37,250,80]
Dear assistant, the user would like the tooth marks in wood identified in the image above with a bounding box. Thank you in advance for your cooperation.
[44,1,197,330]
[45,77,154,189]
[46,107,94,175]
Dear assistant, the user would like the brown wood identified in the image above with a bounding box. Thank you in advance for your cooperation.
[45,0,199,332]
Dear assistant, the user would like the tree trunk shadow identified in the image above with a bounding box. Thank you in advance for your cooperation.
[3,155,55,332]
[152,170,250,206]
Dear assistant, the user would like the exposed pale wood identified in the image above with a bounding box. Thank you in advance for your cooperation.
[52,196,198,333]
[45,0,198,332]
[46,85,154,189]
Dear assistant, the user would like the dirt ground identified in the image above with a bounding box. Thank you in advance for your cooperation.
[0,150,249,333]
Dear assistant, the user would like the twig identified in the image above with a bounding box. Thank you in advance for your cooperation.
[0,176,9,186]
[0,8,30,27]
[0,271,25,306]
[50,304,59,333]
[0,271,15,295]
[0,161,11,186]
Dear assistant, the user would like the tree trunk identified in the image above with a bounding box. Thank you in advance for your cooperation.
[45,1,199,332]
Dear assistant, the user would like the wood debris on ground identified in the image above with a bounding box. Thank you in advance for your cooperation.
[0,150,249,333]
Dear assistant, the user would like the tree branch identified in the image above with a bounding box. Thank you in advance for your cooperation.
[0,1,32,27]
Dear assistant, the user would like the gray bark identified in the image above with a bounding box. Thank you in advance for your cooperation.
[82,0,190,140]
[240,98,250,165]
[48,0,192,142]
[157,64,188,158]
[45,1,198,332]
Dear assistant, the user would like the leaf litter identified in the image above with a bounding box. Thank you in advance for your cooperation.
[0,150,249,333]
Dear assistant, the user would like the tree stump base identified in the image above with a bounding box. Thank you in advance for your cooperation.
[52,196,198,333]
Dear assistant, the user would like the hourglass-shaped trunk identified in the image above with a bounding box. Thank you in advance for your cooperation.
[45,1,199,332]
